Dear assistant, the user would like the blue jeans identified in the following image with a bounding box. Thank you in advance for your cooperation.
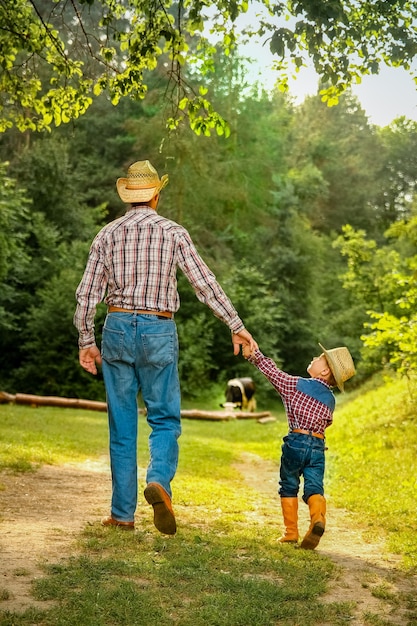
[101,312,181,522]
[279,432,325,503]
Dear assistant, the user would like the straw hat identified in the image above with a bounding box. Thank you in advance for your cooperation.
[116,160,169,204]
[319,343,356,392]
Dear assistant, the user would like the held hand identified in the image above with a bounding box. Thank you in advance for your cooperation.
[79,346,102,375]
[241,344,252,360]
[231,329,258,356]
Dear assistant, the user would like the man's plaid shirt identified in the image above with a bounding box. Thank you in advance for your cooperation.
[74,207,244,349]
[248,349,334,434]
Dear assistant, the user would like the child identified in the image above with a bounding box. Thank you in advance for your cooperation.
[243,343,355,550]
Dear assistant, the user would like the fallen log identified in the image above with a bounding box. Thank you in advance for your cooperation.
[0,391,15,404]
[235,411,272,420]
[257,415,277,424]
[0,391,272,421]
[180,409,237,421]
[179,409,272,421]
[0,391,108,412]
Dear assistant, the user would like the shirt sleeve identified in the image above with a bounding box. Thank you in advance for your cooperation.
[176,230,245,333]
[73,237,108,349]
[248,349,297,397]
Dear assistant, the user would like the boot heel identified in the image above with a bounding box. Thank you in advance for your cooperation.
[312,522,325,537]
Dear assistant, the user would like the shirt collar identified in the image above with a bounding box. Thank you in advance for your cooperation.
[315,377,332,390]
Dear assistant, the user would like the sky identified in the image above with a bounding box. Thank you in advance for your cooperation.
[250,56,417,127]
[350,67,417,126]
[234,6,417,128]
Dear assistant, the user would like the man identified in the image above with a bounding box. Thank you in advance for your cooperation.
[74,160,257,535]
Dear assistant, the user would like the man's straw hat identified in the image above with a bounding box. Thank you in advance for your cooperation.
[319,343,356,392]
[117,160,169,204]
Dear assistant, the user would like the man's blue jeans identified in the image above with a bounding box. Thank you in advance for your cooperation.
[279,432,325,503]
[101,312,181,522]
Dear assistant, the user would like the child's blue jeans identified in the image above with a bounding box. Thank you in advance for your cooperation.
[279,432,325,503]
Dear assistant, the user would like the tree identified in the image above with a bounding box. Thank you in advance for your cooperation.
[0,168,63,385]
[333,221,417,377]
[289,91,383,235]
[0,162,34,358]
[362,214,417,377]
[0,159,106,394]
[0,163,31,285]
[12,251,108,399]
[3,47,417,397]
[1,0,417,134]
[371,118,417,230]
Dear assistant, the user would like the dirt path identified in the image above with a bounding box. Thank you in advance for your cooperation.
[0,458,112,613]
[235,452,416,626]
[0,454,415,623]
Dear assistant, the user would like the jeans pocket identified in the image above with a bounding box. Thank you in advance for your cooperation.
[142,333,174,367]
[102,327,124,361]
[282,437,306,470]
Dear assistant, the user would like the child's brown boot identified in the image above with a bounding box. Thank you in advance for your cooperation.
[300,494,326,550]
[278,497,299,543]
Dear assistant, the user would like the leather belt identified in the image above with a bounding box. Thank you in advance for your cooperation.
[108,306,173,319]
[291,428,324,440]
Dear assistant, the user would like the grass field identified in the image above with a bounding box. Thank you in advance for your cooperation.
[0,372,416,625]
[326,374,417,571]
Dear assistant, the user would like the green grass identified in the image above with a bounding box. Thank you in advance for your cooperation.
[26,530,345,626]
[0,404,109,471]
[325,373,417,571]
[0,373,416,624]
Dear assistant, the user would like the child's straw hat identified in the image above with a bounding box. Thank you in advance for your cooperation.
[319,344,356,392]
[117,160,169,203]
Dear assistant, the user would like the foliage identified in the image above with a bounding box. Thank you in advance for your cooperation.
[2,0,417,133]
[0,163,65,382]
[9,138,94,240]
[334,220,417,377]
[290,94,383,235]
[253,191,327,373]
[266,2,417,101]
[0,0,93,132]
[0,158,106,395]
[13,257,108,400]
[0,162,32,286]
[362,217,417,376]
[1,56,417,395]
[333,225,404,313]
[177,304,217,397]
[314,239,365,372]
[373,118,417,229]
[176,260,285,396]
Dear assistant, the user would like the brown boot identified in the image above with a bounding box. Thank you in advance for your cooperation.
[278,497,299,543]
[144,482,177,535]
[300,494,326,550]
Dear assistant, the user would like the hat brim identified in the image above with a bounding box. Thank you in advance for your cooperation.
[116,174,168,204]
[319,343,345,392]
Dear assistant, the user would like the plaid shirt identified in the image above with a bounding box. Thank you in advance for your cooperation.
[248,349,334,434]
[74,207,244,349]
